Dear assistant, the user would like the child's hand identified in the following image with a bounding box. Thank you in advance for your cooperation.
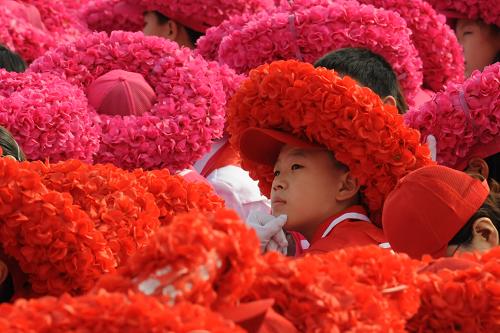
[247,211,288,253]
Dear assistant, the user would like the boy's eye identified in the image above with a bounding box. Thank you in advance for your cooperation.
[291,164,302,170]
[273,170,280,177]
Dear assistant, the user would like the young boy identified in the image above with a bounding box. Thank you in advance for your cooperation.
[227,60,433,255]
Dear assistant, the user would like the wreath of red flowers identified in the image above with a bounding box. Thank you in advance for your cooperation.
[356,0,465,92]
[0,292,243,332]
[427,0,500,27]
[29,31,228,172]
[96,209,259,309]
[198,0,423,105]
[0,157,223,297]
[82,0,144,34]
[228,60,433,225]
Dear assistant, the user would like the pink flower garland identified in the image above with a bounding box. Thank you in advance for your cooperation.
[404,62,499,170]
[30,31,228,172]
[130,0,275,33]
[0,70,101,163]
[82,0,144,33]
[356,0,465,92]
[204,1,423,105]
[427,0,500,26]
[0,7,54,63]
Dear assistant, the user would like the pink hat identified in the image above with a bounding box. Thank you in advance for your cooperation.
[88,69,156,117]
[199,1,423,105]
[29,31,229,172]
[356,0,464,92]
[82,0,144,33]
[405,62,500,171]
[130,0,275,33]
[426,0,500,27]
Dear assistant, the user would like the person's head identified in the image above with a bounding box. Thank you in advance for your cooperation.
[455,19,500,77]
[314,48,408,114]
[383,165,497,259]
[240,128,360,239]
[87,69,156,117]
[0,126,25,161]
[0,44,26,73]
[143,10,203,48]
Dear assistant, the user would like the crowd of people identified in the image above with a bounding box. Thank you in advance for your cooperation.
[0,0,498,332]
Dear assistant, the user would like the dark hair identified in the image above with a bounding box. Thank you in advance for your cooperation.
[152,11,204,46]
[0,274,14,303]
[449,175,500,246]
[0,44,27,73]
[0,126,25,161]
[314,48,408,114]
[486,152,499,183]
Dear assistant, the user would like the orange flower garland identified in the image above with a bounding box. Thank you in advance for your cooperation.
[96,209,260,309]
[0,158,224,297]
[0,291,243,333]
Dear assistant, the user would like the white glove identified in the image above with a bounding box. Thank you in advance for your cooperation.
[247,211,288,254]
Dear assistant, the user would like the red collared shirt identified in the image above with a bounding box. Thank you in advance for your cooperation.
[304,205,388,255]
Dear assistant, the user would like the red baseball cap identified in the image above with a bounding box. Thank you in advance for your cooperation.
[239,127,322,166]
[382,165,490,259]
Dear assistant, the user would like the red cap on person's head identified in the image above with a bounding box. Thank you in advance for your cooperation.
[239,128,321,166]
[382,165,490,259]
[87,69,156,117]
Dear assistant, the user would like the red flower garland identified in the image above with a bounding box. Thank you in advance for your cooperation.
[96,209,260,309]
[0,292,243,332]
[0,158,223,296]
[228,60,433,225]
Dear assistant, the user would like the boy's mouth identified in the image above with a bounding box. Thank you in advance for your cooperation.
[272,198,287,206]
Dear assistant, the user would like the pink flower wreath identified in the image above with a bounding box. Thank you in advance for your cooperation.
[198,0,423,105]
[356,0,465,92]
[427,0,500,27]
[404,62,499,171]
[82,0,144,34]
[0,70,101,163]
[30,31,228,172]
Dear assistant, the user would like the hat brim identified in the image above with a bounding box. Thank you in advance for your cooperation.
[239,128,320,166]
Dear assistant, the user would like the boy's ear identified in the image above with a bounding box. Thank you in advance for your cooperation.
[336,171,361,202]
[383,95,397,108]
[466,157,489,179]
[471,217,499,250]
[161,20,179,40]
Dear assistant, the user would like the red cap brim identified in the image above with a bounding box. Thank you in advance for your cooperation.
[239,128,320,165]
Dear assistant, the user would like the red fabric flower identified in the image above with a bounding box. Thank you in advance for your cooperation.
[0,291,243,332]
[228,60,433,226]
[96,208,259,309]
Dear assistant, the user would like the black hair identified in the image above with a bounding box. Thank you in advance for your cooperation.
[0,273,14,303]
[485,153,499,183]
[449,175,500,246]
[314,48,408,114]
[0,126,25,161]
[152,11,204,46]
[0,44,27,73]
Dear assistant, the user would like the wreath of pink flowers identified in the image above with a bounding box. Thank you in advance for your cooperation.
[404,62,499,171]
[427,0,500,27]
[0,7,54,63]
[201,1,423,105]
[82,0,144,34]
[130,0,275,33]
[356,0,465,92]
[29,31,228,172]
[0,70,101,163]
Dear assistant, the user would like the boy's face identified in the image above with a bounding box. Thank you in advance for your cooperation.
[455,19,500,77]
[271,145,350,237]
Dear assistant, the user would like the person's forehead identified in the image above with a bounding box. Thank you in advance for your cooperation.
[276,145,330,162]
[456,19,479,30]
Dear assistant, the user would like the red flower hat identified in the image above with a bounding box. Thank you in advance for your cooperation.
[228,60,433,225]
[30,31,235,172]
[130,0,275,33]
[427,0,500,27]
[198,0,423,105]
[82,0,144,33]
[404,62,499,171]
[0,157,223,296]
[0,292,243,332]
[96,209,259,309]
